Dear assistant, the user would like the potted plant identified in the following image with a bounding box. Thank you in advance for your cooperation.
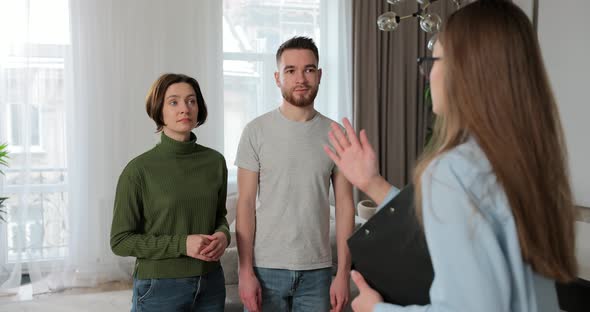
[0,143,8,222]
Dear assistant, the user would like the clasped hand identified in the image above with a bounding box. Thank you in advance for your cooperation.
[186,232,228,262]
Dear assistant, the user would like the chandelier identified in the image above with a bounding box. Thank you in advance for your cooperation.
[377,0,463,50]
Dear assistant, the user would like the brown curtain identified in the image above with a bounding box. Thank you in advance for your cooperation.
[352,0,457,193]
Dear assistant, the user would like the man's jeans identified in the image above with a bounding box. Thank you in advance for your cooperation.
[131,266,225,312]
[249,267,332,312]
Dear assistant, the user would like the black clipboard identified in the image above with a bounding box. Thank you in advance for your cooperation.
[347,184,434,305]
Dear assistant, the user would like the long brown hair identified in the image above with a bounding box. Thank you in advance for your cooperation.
[414,0,577,282]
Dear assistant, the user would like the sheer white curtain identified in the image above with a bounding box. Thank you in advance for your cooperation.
[317,0,353,123]
[60,0,223,291]
[1,0,223,295]
[0,0,71,295]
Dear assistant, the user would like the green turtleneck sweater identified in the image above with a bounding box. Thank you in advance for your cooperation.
[110,132,230,279]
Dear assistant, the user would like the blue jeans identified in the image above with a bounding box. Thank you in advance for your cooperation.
[248,267,332,312]
[131,266,225,312]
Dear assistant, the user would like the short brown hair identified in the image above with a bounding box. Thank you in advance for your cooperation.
[275,36,319,65]
[145,73,208,132]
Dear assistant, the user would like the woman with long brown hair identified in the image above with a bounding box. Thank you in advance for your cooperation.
[324,1,577,311]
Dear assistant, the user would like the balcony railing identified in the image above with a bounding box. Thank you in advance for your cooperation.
[1,167,68,263]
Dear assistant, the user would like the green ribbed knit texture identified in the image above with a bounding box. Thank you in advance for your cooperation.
[110,132,230,279]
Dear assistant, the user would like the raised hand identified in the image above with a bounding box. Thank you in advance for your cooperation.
[323,118,379,192]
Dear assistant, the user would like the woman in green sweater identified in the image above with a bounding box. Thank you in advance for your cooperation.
[110,73,230,312]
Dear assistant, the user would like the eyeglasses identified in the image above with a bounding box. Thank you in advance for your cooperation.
[417,56,440,79]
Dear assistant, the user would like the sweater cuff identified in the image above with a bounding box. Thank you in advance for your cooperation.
[215,226,231,246]
[179,235,188,255]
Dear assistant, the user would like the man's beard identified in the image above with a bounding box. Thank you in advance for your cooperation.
[281,85,319,107]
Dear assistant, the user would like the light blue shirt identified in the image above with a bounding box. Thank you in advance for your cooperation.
[373,138,558,312]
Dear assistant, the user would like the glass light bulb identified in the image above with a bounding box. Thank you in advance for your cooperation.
[420,13,442,33]
[416,0,430,5]
[377,12,399,32]
[387,0,405,5]
[427,34,437,51]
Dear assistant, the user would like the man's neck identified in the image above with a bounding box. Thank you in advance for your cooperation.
[279,102,316,122]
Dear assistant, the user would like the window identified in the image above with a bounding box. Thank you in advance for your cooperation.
[3,63,65,154]
[0,0,70,264]
[222,0,321,175]
[8,104,41,148]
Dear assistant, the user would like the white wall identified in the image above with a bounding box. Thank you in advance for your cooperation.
[537,0,590,207]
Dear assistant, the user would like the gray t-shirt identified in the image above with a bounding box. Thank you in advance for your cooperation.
[235,108,336,270]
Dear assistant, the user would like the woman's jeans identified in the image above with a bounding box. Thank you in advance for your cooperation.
[131,266,225,312]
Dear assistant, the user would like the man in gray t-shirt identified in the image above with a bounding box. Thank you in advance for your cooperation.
[235,36,355,312]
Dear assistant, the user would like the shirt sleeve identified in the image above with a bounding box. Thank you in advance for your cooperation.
[376,186,401,211]
[234,123,260,172]
[369,157,511,312]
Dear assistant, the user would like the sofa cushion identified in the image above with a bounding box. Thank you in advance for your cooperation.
[226,193,238,226]
[221,246,239,285]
